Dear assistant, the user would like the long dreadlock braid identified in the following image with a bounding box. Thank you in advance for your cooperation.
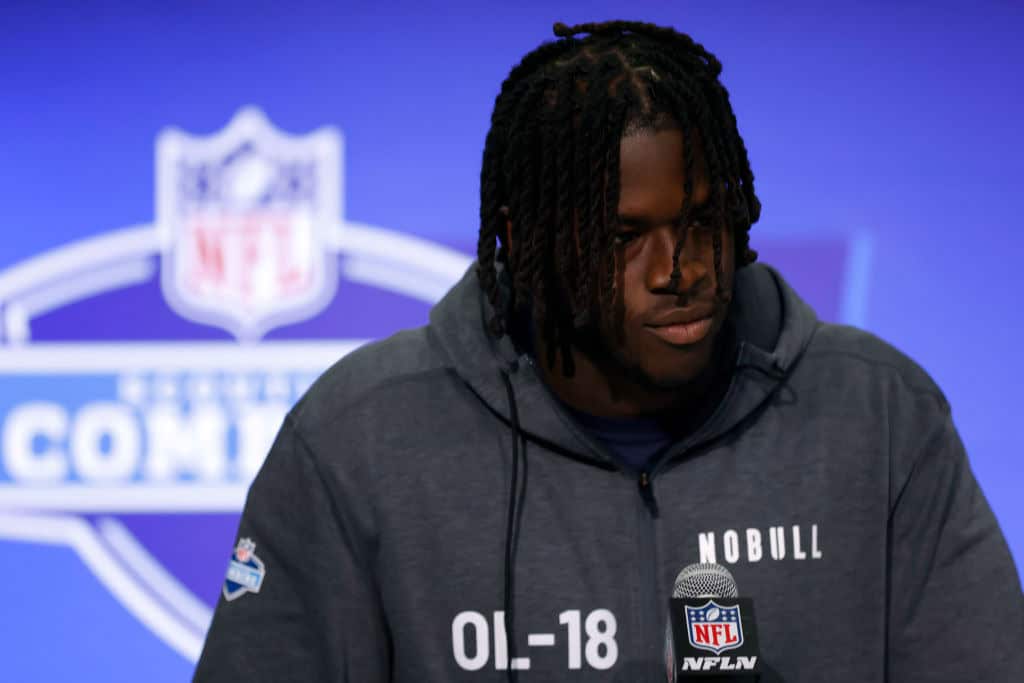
[476,20,760,375]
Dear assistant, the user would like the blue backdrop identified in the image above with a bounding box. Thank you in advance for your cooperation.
[1,2,1021,680]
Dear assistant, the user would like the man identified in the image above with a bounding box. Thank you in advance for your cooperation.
[195,20,1024,682]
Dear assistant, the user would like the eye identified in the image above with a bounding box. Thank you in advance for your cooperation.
[613,230,640,245]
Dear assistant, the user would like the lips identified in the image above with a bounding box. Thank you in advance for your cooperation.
[644,307,716,346]
[646,316,714,345]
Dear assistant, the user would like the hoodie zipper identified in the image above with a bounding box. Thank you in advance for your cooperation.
[635,440,722,680]
[634,468,663,682]
[638,471,660,518]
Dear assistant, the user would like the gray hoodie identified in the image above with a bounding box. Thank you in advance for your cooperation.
[195,263,1024,682]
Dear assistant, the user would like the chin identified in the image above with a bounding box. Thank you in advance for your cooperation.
[637,359,712,390]
[617,337,717,391]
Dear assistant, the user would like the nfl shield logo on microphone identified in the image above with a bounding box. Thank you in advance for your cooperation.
[685,600,745,655]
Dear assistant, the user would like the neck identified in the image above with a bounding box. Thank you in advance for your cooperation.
[532,325,736,428]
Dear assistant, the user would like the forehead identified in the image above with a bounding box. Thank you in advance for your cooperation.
[617,129,711,213]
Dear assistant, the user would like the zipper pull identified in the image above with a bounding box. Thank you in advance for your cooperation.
[638,471,660,518]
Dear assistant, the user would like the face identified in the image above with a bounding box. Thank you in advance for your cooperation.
[590,127,735,390]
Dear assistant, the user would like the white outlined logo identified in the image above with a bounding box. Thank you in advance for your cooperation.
[0,108,472,663]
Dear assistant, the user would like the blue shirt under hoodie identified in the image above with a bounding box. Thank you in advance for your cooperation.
[195,262,1024,683]
[559,406,674,473]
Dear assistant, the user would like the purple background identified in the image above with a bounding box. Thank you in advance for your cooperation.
[0,1,1021,680]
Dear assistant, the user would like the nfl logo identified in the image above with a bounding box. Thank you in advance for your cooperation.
[685,600,745,655]
[234,538,255,563]
[224,537,265,602]
[156,107,342,341]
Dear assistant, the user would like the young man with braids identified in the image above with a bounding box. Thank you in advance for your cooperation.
[196,20,1024,682]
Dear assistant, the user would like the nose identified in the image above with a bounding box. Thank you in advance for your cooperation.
[644,224,710,297]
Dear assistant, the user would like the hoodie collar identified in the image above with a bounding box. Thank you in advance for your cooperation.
[428,262,819,467]
[674,263,819,460]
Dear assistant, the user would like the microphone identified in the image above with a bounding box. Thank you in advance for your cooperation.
[665,563,761,681]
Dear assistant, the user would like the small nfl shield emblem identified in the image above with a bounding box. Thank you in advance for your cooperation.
[685,599,744,655]
[156,107,342,340]
[223,537,265,602]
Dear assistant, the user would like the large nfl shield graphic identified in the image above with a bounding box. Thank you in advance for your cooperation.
[157,108,341,341]
[685,600,745,655]
[0,106,475,667]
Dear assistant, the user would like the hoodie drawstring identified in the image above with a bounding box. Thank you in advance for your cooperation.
[501,369,526,683]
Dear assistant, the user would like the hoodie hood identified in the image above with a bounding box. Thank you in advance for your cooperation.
[428,262,819,468]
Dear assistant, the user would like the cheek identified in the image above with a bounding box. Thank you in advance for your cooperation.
[618,259,650,322]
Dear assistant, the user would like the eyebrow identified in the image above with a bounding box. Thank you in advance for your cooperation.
[616,204,713,228]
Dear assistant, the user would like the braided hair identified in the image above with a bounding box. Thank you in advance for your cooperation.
[476,20,760,375]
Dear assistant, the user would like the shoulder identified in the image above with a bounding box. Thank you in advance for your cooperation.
[795,324,959,491]
[801,322,949,413]
[289,325,453,434]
